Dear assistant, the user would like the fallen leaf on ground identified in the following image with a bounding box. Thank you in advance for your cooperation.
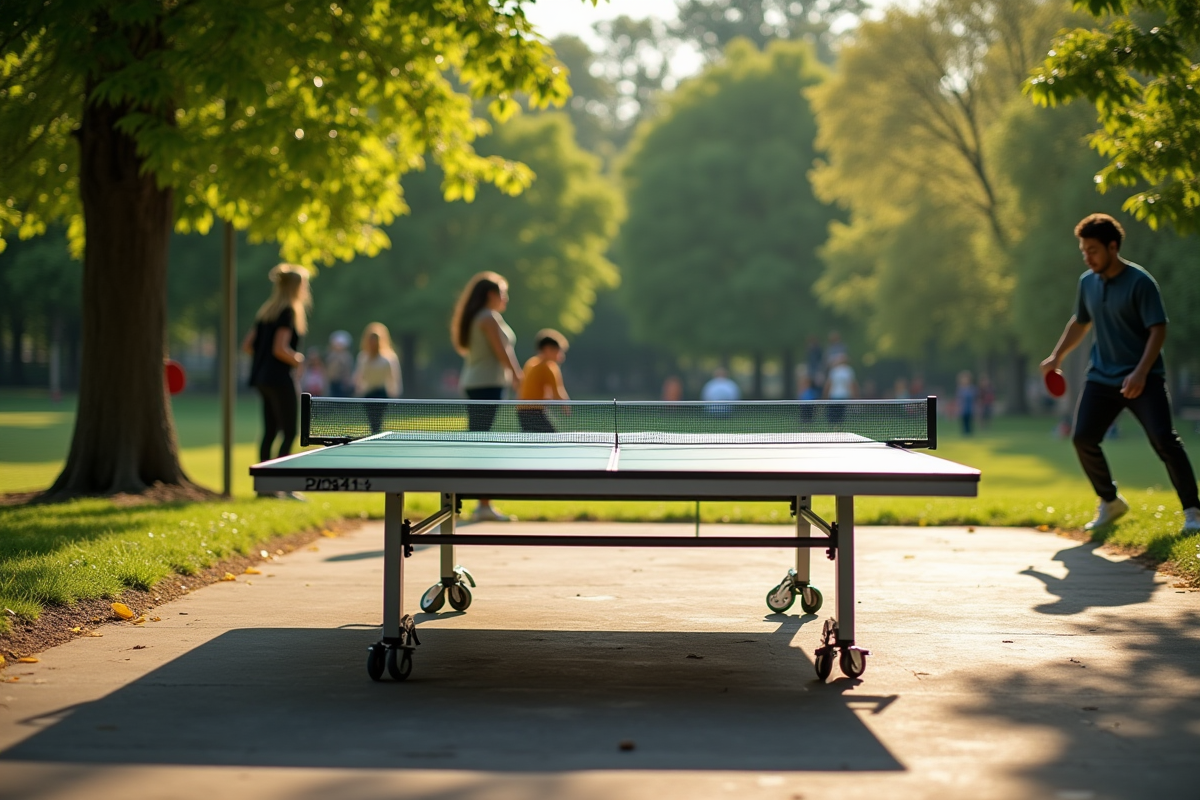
[1037,524,1050,532]
[244,567,262,575]
[132,616,147,625]
[17,657,39,664]
[967,527,976,532]
[321,530,337,538]
[111,603,135,620]
[70,626,82,633]
[91,616,100,623]
[307,546,320,552]
[220,572,237,581]
[0,654,5,665]
[86,632,104,637]
[150,617,161,622]
[3,676,19,682]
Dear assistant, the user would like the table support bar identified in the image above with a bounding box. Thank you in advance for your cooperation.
[404,533,835,549]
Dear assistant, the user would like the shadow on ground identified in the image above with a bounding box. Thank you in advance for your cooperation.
[1,620,900,772]
[1019,541,1158,614]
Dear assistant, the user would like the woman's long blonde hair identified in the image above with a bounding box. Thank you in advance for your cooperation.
[449,271,507,355]
[255,264,311,335]
[360,322,396,358]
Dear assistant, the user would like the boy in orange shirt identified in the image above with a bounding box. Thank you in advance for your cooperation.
[517,329,569,432]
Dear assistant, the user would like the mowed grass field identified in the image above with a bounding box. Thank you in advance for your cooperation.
[1,389,1198,633]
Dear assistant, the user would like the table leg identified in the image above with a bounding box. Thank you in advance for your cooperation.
[440,492,456,582]
[383,492,405,642]
[835,495,855,644]
[795,495,812,585]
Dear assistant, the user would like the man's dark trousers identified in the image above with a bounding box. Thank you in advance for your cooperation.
[1073,374,1199,508]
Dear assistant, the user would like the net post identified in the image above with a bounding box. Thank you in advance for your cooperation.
[613,398,619,448]
[300,393,311,447]
[927,395,937,450]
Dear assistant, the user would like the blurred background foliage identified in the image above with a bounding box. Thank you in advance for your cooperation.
[2,0,1198,411]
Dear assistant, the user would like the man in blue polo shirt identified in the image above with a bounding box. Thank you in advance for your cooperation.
[1041,214,1199,533]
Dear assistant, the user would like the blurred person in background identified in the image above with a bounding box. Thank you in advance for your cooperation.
[798,367,821,401]
[805,335,824,393]
[325,330,354,397]
[823,353,857,400]
[354,322,401,434]
[956,370,976,436]
[300,347,327,396]
[243,264,309,496]
[892,377,910,400]
[517,329,570,432]
[701,367,740,402]
[661,375,683,402]
[451,271,523,522]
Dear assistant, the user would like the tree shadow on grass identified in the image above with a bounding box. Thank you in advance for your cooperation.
[1,620,899,773]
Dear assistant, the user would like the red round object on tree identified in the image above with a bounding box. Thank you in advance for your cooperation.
[165,359,187,395]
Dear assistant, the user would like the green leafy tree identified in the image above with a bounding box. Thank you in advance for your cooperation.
[998,100,1200,374]
[1027,0,1200,234]
[0,0,574,496]
[308,112,622,386]
[810,0,1073,408]
[620,39,836,394]
[675,0,866,64]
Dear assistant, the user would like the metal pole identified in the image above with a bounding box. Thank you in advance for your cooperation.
[695,500,700,537]
[221,220,236,497]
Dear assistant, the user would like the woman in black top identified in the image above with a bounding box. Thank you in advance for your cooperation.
[242,264,311,470]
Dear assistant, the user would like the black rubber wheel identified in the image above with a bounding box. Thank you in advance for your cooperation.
[386,646,413,681]
[765,583,796,613]
[366,644,385,681]
[814,649,834,681]
[447,583,473,612]
[800,585,823,614]
[839,648,867,678]
[420,584,446,613]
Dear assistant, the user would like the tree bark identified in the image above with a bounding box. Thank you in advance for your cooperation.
[782,347,795,400]
[400,333,419,397]
[9,312,25,385]
[47,89,196,497]
[752,351,764,400]
[1008,341,1029,416]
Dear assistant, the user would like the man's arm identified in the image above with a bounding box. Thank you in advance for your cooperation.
[1040,316,1091,375]
[1120,323,1166,399]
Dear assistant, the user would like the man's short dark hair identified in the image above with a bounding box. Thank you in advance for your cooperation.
[1074,213,1125,249]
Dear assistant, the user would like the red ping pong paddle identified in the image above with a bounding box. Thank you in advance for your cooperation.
[165,359,187,395]
[1044,368,1066,398]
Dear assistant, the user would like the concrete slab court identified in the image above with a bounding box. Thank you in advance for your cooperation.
[1,520,1197,800]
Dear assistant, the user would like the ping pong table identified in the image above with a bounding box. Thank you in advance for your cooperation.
[251,395,979,683]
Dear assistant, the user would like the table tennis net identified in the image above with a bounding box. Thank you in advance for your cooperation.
[301,395,937,448]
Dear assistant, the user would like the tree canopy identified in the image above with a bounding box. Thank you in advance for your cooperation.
[1027,0,1200,234]
[308,112,622,373]
[620,38,835,365]
[810,0,1070,361]
[0,0,579,496]
[675,0,866,64]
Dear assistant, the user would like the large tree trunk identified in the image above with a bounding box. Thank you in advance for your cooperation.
[47,92,198,498]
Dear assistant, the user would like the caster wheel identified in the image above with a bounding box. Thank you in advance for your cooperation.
[800,585,823,614]
[447,583,473,611]
[386,646,413,681]
[814,649,834,681]
[420,584,446,613]
[765,583,796,613]
[366,643,385,681]
[839,648,867,678]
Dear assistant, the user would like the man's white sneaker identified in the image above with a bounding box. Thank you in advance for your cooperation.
[1084,495,1129,531]
[471,504,512,523]
[1183,507,1200,533]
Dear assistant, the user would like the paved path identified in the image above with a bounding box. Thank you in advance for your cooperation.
[2,520,1198,800]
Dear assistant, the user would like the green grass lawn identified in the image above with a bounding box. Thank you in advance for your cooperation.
[1,389,1198,634]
